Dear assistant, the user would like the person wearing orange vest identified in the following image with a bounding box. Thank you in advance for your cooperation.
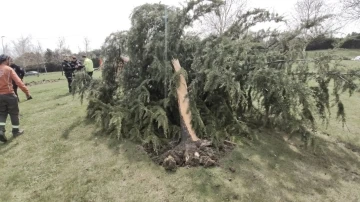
[0,54,32,143]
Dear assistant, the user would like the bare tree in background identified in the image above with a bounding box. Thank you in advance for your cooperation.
[57,37,65,54]
[34,41,47,73]
[292,0,340,38]
[200,0,247,35]
[11,36,33,68]
[56,37,67,75]
[84,37,90,55]
[341,0,360,22]
[2,44,10,56]
[56,37,67,63]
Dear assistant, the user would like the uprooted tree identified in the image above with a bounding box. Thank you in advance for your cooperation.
[72,1,360,171]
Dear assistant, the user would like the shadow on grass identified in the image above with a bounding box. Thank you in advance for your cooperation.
[60,118,360,201]
[61,118,92,139]
[0,140,19,155]
[88,129,147,160]
[53,93,72,100]
[32,102,68,114]
[186,130,360,201]
[60,118,110,147]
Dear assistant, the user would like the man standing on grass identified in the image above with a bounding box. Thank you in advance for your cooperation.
[0,54,32,143]
[62,56,75,93]
[82,55,94,78]
[70,56,83,71]
[9,61,25,102]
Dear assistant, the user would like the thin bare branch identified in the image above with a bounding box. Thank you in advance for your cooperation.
[200,0,247,35]
[341,0,360,22]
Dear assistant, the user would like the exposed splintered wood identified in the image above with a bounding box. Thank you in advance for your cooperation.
[171,59,199,142]
[152,59,234,171]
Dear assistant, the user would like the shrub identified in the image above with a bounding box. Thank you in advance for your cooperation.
[306,36,336,51]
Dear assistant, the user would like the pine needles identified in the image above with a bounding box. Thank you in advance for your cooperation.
[72,2,360,152]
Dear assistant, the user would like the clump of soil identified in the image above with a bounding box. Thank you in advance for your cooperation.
[25,78,63,86]
[144,139,235,171]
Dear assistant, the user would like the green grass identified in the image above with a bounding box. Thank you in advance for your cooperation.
[0,56,359,201]
[23,72,65,83]
[307,48,360,59]
[22,70,102,84]
[307,49,360,146]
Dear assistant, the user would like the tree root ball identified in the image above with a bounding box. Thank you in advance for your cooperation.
[163,156,177,171]
[146,140,235,171]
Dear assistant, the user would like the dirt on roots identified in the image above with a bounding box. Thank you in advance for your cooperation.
[144,139,236,171]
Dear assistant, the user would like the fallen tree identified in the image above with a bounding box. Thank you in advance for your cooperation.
[72,1,360,171]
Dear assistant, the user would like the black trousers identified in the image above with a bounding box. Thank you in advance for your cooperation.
[65,73,73,92]
[0,94,20,132]
[13,84,19,101]
[87,71,93,78]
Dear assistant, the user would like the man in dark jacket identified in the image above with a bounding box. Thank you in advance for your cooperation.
[70,56,83,71]
[62,56,75,93]
[9,62,25,101]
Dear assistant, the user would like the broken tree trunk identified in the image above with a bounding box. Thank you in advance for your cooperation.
[161,59,216,171]
[172,59,199,143]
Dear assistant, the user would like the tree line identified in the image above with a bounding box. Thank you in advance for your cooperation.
[306,32,360,51]
[199,0,360,52]
[4,36,101,73]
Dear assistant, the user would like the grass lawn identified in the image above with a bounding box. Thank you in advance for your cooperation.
[22,70,102,84]
[307,48,360,59]
[0,57,359,201]
[23,72,65,83]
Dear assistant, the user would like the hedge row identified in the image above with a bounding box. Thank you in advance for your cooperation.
[25,58,101,73]
[306,35,360,51]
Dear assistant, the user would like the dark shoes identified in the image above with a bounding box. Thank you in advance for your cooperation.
[0,129,24,143]
[0,131,7,143]
[12,129,24,138]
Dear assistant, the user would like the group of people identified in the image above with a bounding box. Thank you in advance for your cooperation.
[0,53,95,143]
[62,55,94,93]
[0,54,32,143]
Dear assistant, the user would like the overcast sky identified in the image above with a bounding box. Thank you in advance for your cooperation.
[1,0,357,54]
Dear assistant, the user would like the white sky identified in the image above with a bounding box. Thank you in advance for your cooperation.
[1,0,358,54]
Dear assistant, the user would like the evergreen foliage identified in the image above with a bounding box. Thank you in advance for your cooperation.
[73,1,360,152]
